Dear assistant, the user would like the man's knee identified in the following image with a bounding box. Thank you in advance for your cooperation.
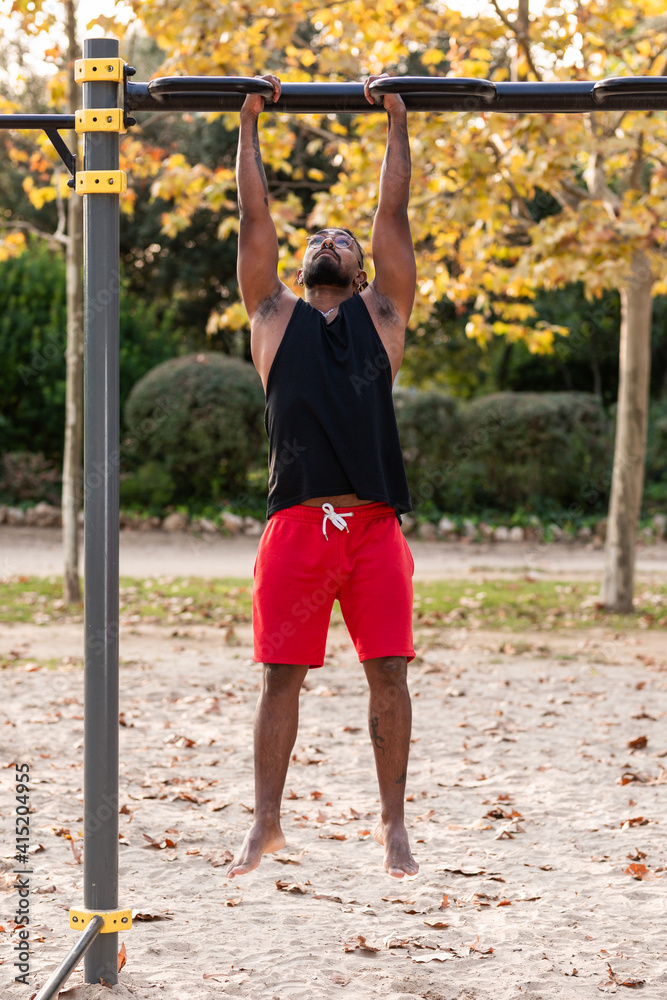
[363,656,409,696]
[262,662,309,693]
[365,655,408,675]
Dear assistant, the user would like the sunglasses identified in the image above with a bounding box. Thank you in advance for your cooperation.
[307,233,356,250]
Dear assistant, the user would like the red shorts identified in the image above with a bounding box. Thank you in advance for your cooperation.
[253,502,415,667]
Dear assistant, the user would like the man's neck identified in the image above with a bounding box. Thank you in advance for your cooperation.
[304,285,355,316]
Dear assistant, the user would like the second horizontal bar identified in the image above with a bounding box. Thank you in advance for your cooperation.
[126,79,667,114]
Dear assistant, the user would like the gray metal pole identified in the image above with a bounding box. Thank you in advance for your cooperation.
[34,917,104,1000]
[82,35,121,985]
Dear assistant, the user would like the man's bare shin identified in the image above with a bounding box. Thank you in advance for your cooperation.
[363,656,412,821]
[253,663,309,820]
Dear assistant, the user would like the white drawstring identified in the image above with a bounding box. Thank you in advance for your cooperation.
[321,502,353,541]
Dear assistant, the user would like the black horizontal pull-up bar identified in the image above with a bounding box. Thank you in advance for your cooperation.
[147,75,276,100]
[127,75,667,114]
[2,77,667,132]
[0,114,76,129]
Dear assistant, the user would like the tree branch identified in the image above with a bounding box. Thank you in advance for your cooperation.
[0,218,68,247]
[487,132,534,221]
[296,120,351,145]
[583,151,621,219]
[552,178,590,210]
[491,0,543,81]
[53,164,67,243]
[626,131,645,192]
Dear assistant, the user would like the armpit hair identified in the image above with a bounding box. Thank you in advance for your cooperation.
[256,287,282,320]
[372,287,400,325]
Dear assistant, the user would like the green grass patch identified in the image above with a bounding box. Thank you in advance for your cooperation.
[412,579,667,631]
[1,576,666,631]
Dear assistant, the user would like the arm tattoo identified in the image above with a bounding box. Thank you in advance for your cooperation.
[384,115,411,193]
[396,770,407,785]
[369,713,386,756]
[251,119,269,206]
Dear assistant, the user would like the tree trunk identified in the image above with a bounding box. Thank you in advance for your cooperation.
[62,0,83,604]
[600,252,653,612]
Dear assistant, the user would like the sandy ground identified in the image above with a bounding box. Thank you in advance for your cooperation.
[2,525,667,581]
[2,626,667,999]
[1,534,667,999]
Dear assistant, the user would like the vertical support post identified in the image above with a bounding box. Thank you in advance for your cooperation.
[82,35,121,985]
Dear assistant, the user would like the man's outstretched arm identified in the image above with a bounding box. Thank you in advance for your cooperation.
[236,75,283,321]
[364,76,416,329]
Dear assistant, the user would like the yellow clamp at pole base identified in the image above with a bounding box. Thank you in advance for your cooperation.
[75,109,126,134]
[75,58,126,84]
[76,170,127,195]
[69,907,132,934]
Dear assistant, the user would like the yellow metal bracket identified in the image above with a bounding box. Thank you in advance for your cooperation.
[75,109,126,134]
[75,58,126,84]
[69,907,132,933]
[75,170,127,195]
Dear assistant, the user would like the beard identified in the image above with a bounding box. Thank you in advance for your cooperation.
[302,252,350,289]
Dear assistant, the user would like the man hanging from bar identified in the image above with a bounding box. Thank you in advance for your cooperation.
[227,74,418,880]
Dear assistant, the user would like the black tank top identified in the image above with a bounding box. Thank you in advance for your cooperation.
[264,295,412,517]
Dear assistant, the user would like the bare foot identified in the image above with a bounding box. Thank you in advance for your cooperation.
[373,820,419,878]
[226,821,286,877]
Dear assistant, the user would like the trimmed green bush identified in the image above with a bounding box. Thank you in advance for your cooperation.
[123,352,265,503]
[645,399,667,512]
[450,392,613,514]
[0,243,185,463]
[393,389,462,511]
[119,461,176,510]
[394,389,613,517]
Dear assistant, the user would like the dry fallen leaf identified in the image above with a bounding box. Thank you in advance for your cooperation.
[118,942,127,972]
[170,791,204,804]
[436,866,490,877]
[411,951,456,963]
[620,816,649,829]
[272,852,305,866]
[468,935,494,956]
[222,899,242,907]
[415,809,436,822]
[132,911,173,921]
[627,735,648,751]
[343,935,381,954]
[423,919,449,929]
[202,850,233,867]
[624,863,657,881]
[275,880,311,894]
[383,934,413,949]
[598,962,646,991]
[164,734,197,748]
[494,817,524,840]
